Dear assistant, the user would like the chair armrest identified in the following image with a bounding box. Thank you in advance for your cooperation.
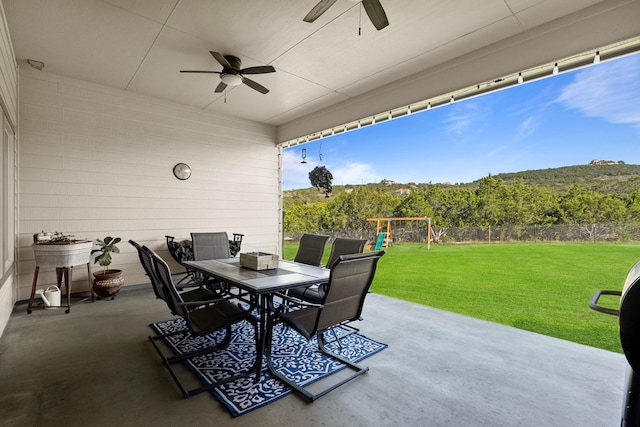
[589,289,621,316]
[175,277,221,289]
[275,292,323,309]
[175,281,206,290]
[177,296,230,307]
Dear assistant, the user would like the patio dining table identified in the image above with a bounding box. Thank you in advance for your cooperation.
[183,258,330,380]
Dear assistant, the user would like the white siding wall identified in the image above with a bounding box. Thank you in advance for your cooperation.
[17,68,280,301]
[0,1,16,125]
[0,1,17,338]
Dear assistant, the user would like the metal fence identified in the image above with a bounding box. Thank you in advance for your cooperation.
[285,222,640,244]
[439,223,640,243]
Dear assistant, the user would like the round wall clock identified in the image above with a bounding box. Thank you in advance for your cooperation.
[173,163,191,180]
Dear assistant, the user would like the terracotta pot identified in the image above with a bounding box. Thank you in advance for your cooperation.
[92,269,124,299]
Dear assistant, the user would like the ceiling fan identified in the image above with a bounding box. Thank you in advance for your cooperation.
[303,0,389,31]
[180,51,276,94]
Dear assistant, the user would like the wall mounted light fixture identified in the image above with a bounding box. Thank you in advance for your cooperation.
[27,59,44,70]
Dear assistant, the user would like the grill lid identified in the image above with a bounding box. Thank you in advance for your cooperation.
[619,260,640,372]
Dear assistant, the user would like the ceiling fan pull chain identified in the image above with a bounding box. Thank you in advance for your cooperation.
[358,2,362,36]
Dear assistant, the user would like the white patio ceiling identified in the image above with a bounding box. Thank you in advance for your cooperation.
[4,0,640,144]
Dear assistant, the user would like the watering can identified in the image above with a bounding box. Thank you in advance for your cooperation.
[36,285,61,308]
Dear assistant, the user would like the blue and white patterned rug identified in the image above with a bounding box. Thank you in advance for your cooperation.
[149,317,388,417]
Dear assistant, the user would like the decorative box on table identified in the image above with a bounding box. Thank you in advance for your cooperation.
[239,252,279,270]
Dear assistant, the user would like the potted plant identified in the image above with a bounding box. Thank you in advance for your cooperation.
[92,236,124,299]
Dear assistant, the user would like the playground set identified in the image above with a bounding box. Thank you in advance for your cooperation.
[367,217,435,250]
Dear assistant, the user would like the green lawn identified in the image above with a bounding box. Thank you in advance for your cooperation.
[284,241,640,353]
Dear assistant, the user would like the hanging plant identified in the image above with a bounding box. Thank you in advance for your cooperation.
[309,165,333,198]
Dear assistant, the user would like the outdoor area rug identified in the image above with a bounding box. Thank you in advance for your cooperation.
[149,317,388,417]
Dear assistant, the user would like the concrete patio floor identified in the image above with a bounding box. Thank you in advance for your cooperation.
[0,286,627,426]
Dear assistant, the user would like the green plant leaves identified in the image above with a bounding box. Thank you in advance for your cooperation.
[93,236,121,269]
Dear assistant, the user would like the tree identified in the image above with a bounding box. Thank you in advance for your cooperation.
[444,187,479,227]
[558,185,627,224]
[326,187,398,231]
[284,203,328,232]
[627,189,640,220]
[500,179,558,225]
[393,184,476,227]
[394,188,434,220]
[473,175,508,226]
[283,168,638,236]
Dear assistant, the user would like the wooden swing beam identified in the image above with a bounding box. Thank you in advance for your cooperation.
[366,217,435,249]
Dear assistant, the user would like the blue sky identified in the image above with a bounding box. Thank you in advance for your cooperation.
[282,52,640,190]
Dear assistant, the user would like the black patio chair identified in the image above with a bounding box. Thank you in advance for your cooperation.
[148,249,258,398]
[288,237,368,304]
[190,232,237,293]
[229,233,244,257]
[267,250,385,401]
[326,238,368,268]
[165,235,195,284]
[191,232,232,260]
[165,234,230,292]
[129,240,214,314]
[292,233,330,266]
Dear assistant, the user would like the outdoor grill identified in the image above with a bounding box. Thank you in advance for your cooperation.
[590,259,640,427]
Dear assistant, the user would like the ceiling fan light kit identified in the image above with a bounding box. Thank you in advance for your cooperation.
[220,74,242,87]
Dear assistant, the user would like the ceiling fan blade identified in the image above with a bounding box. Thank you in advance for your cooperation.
[210,51,231,68]
[180,70,220,74]
[214,81,227,93]
[303,0,337,23]
[242,77,269,94]
[239,65,276,75]
[362,0,389,30]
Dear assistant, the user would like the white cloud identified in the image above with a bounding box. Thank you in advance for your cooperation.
[518,116,537,137]
[331,162,378,186]
[443,101,487,135]
[556,55,640,129]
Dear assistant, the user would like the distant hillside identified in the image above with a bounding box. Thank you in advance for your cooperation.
[284,164,640,206]
[484,164,640,194]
